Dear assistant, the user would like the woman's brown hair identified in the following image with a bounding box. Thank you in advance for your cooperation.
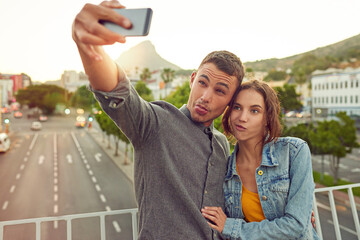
[222,79,282,145]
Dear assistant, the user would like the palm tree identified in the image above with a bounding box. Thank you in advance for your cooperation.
[140,68,152,82]
[161,68,175,96]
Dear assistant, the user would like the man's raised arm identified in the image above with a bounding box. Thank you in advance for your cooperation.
[72,1,132,91]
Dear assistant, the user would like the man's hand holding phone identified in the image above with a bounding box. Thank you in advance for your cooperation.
[72,0,133,61]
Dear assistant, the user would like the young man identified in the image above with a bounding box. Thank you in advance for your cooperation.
[72,1,244,239]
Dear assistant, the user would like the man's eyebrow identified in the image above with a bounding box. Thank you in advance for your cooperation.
[200,74,229,90]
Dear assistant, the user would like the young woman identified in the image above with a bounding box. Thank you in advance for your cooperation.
[202,80,319,239]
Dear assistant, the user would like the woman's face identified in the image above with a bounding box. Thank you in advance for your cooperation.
[230,89,267,143]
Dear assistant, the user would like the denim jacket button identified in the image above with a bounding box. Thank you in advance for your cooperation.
[261,195,267,201]
[104,96,109,99]
[258,170,263,176]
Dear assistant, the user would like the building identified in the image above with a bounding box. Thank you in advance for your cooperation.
[311,67,360,119]
[60,70,89,92]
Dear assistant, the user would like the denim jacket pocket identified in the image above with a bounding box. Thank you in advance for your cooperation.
[270,178,290,193]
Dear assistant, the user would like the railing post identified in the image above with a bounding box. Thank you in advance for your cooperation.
[100,215,106,240]
[328,190,342,240]
[36,221,41,240]
[132,211,138,240]
[312,194,323,240]
[347,187,360,239]
[67,219,72,240]
[0,224,4,240]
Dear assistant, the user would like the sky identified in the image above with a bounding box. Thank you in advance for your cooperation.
[0,0,360,82]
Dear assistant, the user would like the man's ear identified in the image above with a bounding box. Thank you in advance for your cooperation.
[190,71,197,88]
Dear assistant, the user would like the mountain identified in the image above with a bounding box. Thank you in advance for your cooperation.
[244,33,360,71]
[115,41,182,72]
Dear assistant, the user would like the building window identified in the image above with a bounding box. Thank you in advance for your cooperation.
[345,96,347,103]
[326,83,329,89]
[331,96,333,103]
[336,83,338,89]
[345,81,348,88]
[356,80,359,88]
[351,81,353,88]
[356,95,359,103]
[326,97,329,104]
[350,96,353,103]
[340,96,342,103]
[340,82,343,88]
[331,82,334,89]
[335,96,338,103]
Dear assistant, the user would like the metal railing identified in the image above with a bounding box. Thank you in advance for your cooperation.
[0,208,138,240]
[313,183,360,240]
[1,183,360,240]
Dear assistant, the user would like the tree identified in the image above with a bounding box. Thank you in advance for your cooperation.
[16,84,66,114]
[70,85,95,111]
[135,81,154,102]
[161,68,175,96]
[164,82,190,108]
[140,68,152,82]
[263,70,287,82]
[274,84,302,112]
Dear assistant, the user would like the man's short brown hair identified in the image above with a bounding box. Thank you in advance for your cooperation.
[199,50,245,87]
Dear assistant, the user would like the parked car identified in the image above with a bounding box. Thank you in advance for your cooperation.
[0,133,10,152]
[31,121,42,131]
[14,111,23,118]
[39,115,48,122]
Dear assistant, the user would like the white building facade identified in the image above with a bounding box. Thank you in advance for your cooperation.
[311,67,360,119]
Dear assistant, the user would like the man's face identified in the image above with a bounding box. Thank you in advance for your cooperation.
[187,63,238,127]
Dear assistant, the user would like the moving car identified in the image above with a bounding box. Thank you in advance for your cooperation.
[39,115,48,122]
[31,121,42,131]
[75,116,87,128]
[14,111,23,118]
[0,133,10,152]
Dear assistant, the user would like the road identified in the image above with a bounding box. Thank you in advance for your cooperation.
[0,112,137,240]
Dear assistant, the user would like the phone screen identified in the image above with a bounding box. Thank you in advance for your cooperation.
[100,8,153,36]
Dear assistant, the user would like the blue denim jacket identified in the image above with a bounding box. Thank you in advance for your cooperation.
[222,137,319,240]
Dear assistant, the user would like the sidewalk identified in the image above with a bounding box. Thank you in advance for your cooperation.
[86,127,134,184]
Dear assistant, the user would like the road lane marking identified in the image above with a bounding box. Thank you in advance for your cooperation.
[351,168,360,172]
[92,176,97,183]
[95,153,102,162]
[66,154,73,164]
[54,221,58,229]
[2,201,9,210]
[112,221,121,233]
[100,194,106,203]
[9,185,15,193]
[54,178,58,184]
[54,172,58,177]
[316,202,331,211]
[20,164,25,170]
[54,194,58,202]
[53,134,57,154]
[88,170,93,175]
[24,157,28,162]
[95,185,101,192]
[38,155,45,165]
[16,173,21,180]
[54,205,58,214]
[54,185,58,192]
[83,159,88,164]
[106,206,111,211]
[327,220,357,236]
[29,133,38,150]
[86,164,90,170]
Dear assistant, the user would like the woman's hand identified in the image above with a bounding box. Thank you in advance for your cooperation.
[201,207,227,233]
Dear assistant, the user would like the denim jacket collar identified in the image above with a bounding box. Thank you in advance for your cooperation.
[225,141,279,181]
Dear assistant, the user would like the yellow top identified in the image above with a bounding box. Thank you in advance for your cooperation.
[241,184,266,222]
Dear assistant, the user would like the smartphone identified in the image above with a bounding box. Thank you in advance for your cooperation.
[100,8,153,36]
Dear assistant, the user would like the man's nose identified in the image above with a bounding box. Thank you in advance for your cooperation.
[200,89,212,103]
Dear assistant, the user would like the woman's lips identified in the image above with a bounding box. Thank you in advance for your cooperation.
[235,124,246,131]
[195,105,208,115]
